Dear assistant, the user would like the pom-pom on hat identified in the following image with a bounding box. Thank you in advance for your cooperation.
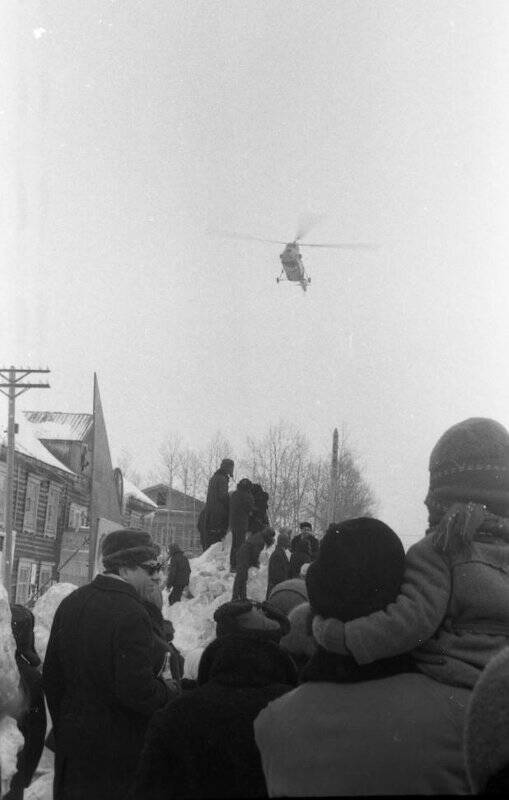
[306,518,405,622]
[425,417,509,524]
[101,529,159,571]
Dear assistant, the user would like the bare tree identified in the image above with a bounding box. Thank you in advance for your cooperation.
[116,448,144,488]
[159,433,183,491]
[198,430,233,494]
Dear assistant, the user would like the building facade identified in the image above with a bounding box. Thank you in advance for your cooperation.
[142,484,204,557]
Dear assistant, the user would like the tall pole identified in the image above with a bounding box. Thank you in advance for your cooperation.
[0,366,50,598]
[328,427,339,527]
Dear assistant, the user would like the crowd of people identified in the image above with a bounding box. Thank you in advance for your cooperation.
[3,416,509,797]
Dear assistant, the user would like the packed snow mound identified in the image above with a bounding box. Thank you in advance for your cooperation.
[0,716,24,796]
[0,582,24,796]
[163,535,272,678]
[0,583,21,714]
[33,582,78,661]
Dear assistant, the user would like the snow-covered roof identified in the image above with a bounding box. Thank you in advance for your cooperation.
[23,411,93,442]
[1,417,75,475]
[123,478,158,509]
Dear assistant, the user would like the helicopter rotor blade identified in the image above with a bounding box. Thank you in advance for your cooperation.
[294,212,325,242]
[298,242,378,250]
[207,230,287,246]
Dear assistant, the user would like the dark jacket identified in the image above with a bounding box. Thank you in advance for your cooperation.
[266,545,291,598]
[250,484,269,534]
[237,532,267,572]
[205,469,230,533]
[229,485,255,535]
[289,539,313,579]
[43,574,173,800]
[133,635,298,799]
[166,548,191,589]
[290,532,319,557]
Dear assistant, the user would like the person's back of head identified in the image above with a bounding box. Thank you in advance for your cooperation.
[268,578,308,617]
[306,518,405,621]
[220,458,234,477]
[276,532,291,549]
[169,542,182,557]
[262,527,276,547]
[236,477,252,492]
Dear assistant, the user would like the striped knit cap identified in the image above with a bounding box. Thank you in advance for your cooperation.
[425,418,509,527]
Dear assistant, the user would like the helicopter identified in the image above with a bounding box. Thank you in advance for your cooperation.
[213,221,376,292]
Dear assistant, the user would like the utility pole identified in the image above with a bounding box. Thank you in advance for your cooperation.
[0,366,50,597]
[328,427,339,527]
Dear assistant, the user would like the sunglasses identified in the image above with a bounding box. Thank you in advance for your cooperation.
[139,562,163,576]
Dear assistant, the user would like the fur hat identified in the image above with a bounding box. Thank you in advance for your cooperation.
[465,646,509,793]
[268,578,308,616]
[426,418,509,524]
[214,599,290,643]
[101,529,159,571]
[306,518,405,621]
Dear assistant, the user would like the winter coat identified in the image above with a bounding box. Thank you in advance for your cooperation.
[289,546,312,579]
[166,550,191,589]
[250,485,269,534]
[4,658,46,799]
[43,574,174,800]
[254,670,470,796]
[315,530,509,689]
[290,532,319,557]
[133,635,298,799]
[229,486,256,535]
[204,469,231,533]
[266,546,290,598]
[237,532,267,572]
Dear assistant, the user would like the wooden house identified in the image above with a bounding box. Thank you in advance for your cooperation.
[141,484,205,557]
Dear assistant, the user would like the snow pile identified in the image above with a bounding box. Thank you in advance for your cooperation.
[33,583,78,661]
[163,535,272,678]
[0,583,24,796]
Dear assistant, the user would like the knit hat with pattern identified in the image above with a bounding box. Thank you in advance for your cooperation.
[425,418,509,525]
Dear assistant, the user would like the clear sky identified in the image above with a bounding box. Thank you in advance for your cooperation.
[2,0,509,550]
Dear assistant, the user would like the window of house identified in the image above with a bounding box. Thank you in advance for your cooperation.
[15,558,35,605]
[44,483,61,538]
[69,502,88,531]
[23,476,40,533]
[38,562,54,595]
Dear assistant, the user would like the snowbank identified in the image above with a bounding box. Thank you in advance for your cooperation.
[33,582,78,662]
[163,534,272,677]
[0,583,23,795]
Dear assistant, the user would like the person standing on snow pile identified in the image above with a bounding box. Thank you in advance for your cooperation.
[312,417,509,692]
[4,605,46,800]
[290,521,319,558]
[165,542,191,605]
[229,477,256,572]
[232,527,276,601]
[43,529,178,800]
[266,531,291,598]
[203,458,234,549]
[250,483,270,533]
[133,599,296,800]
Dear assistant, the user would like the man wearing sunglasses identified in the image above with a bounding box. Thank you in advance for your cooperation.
[43,529,176,800]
